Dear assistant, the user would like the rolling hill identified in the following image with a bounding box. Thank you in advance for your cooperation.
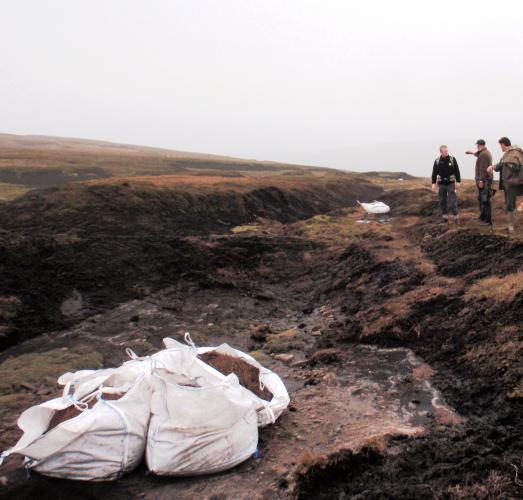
[0,134,337,194]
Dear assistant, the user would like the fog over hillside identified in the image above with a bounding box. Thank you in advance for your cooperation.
[277,138,511,180]
[2,1,523,177]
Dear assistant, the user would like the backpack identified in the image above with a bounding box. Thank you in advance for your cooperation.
[434,156,457,183]
[501,146,523,187]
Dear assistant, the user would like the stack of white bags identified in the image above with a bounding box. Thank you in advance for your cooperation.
[0,335,290,481]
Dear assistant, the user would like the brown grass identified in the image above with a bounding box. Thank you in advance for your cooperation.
[84,170,349,195]
[434,407,464,427]
[442,470,511,499]
[464,272,523,305]
[412,363,436,382]
[359,435,389,454]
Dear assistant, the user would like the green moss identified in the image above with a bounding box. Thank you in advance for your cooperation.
[249,350,273,365]
[0,182,29,202]
[0,346,104,395]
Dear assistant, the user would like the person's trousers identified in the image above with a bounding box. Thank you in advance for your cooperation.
[438,183,458,216]
[478,186,492,223]
[504,184,523,212]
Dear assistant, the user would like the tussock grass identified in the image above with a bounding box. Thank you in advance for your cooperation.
[464,272,523,305]
[442,470,511,499]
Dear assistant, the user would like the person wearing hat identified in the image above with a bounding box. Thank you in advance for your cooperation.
[466,139,493,225]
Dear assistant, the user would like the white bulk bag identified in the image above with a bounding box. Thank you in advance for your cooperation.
[146,367,258,476]
[162,336,290,426]
[0,373,151,481]
[357,200,391,214]
[56,349,155,398]
[56,347,199,398]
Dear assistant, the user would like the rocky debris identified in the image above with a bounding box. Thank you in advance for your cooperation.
[250,323,271,342]
[308,348,340,366]
[273,353,294,364]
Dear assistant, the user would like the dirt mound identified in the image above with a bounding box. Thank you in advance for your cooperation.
[198,351,273,401]
[310,242,424,312]
[291,426,522,499]
[380,188,438,216]
[422,229,523,280]
[380,188,476,217]
[292,446,383,498]
[0,177,382,235]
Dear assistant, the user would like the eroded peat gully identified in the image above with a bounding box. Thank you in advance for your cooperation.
[0,183,522,499]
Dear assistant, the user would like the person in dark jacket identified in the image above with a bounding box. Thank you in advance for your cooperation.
[432,145,461,222]
[466,139,493,225]
[487,137,523,233]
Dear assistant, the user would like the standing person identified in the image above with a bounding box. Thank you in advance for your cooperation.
[487,137,523,233]
[432,145,461,223]
[466,139,493,225]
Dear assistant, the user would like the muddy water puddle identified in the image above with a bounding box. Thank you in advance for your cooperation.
[289,344,461,455]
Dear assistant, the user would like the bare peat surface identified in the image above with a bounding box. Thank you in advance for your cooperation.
[0,175,381,350]
[0,179,522,499]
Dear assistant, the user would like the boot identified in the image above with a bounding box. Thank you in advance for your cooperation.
[508,211,516,233]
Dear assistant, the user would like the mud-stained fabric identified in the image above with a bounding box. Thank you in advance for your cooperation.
[146,367,258,476]
[0,371,152,481]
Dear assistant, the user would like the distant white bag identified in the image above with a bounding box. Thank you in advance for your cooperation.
[357,200,391,214]
[162,336,290,426]
[146,366,258,476]
[0,371,151,481]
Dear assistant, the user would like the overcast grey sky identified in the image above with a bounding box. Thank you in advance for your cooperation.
[2,0,523,177]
